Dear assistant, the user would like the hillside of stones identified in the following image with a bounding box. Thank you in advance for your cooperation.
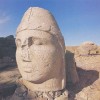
[66,42,100,100]
[0,35,16,70]
[0,36,100,99]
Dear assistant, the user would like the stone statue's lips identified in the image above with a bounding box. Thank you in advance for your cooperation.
[23,60,31,62]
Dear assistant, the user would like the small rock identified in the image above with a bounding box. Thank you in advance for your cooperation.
[55,95,68,100]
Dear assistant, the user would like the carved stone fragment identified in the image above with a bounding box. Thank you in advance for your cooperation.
[11,7,68,100]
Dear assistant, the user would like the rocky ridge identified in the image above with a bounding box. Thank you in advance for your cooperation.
[0,35,16,69]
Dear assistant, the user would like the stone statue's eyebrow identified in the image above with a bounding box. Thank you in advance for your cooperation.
[31,36,40,40]
[29,36,47,41]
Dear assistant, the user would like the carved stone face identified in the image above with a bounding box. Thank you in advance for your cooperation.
[16,30,64,83]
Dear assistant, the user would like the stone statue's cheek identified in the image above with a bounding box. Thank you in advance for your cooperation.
[29,45,56,60]
[16,48,22,59]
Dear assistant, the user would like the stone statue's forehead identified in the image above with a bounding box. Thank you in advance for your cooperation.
[16,30,54,41]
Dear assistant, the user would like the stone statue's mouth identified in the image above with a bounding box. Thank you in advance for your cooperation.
[24,70,32,73]
[23,60,31,62]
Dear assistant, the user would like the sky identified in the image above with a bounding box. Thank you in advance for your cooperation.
[0,0,100,46]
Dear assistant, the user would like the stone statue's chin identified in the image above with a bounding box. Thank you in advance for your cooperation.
[21,71,50,84]
[25,77,48,84]
[29,79,46,84]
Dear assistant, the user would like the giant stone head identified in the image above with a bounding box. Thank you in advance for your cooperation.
[16,7,66,91]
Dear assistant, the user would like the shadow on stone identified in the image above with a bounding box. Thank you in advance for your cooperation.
[65,50,79,84]
[75,67,99,92]
[65,50,74,83]
[67,68,99,100]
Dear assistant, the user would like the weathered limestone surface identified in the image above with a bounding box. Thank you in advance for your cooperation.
[65,50,79,84]
[7,7,68,100]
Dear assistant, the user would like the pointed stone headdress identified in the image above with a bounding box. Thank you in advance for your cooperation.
[16,7,65,51]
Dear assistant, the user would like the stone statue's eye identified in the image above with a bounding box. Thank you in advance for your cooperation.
[16,39,21,47]
[34,40,42,45]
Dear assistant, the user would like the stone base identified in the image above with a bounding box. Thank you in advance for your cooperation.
[8,81,68,100]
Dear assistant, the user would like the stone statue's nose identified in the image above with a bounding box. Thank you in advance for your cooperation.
[21,39,31,62]
[21,47,31,62]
